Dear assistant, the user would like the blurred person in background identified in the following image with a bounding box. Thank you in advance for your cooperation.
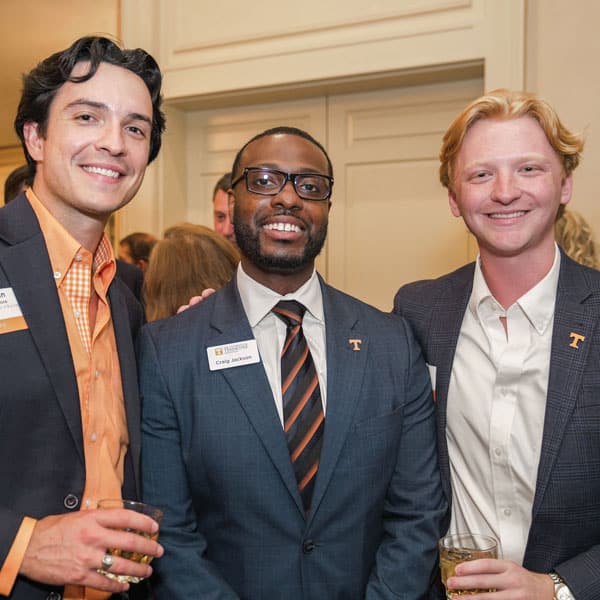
[144,223,239,321]
[118,231,157,272]
[212,172,236,245]
[555,206,600,269]
[3,164,34,204]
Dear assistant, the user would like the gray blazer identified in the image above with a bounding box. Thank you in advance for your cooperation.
[140,275,447,599]
[0,192,144,599]
[394,251,600,600]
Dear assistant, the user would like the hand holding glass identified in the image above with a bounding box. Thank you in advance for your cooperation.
[439,533,498,598]
[97,499,163,584]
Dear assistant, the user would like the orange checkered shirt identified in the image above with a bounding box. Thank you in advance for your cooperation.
[0,189,129,600]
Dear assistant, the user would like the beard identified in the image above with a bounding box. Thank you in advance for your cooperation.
[233,209,328,273]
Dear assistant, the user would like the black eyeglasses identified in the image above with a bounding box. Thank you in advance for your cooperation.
[231,167,333,201]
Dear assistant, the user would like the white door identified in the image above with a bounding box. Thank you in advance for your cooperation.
[327,78,482,309]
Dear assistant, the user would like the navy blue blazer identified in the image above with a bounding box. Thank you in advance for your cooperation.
[394,252,600,600]
[0,193,144,599]
[140,275,447,599]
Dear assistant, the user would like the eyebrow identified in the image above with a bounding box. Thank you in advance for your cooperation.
[250,163,328,174]
[463,153,551,170]
[64,99,152,126]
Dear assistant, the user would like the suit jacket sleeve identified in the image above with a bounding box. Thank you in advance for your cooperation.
[365,316,447,599]
[139,324,240,600]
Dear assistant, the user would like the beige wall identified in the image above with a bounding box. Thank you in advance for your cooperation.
[526,0,600,237]
[0,0,119,200]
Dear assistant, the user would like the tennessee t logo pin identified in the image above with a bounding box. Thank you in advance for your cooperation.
[348,339,362,351]
[569,332,585,349]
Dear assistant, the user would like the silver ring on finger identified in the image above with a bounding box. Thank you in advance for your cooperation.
[101,553,114,570]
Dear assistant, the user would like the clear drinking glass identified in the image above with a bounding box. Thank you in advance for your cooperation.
[439,533,498,598]
[97,498,163,584]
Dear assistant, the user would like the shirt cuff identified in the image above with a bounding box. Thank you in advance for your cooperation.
[0,517,37,596]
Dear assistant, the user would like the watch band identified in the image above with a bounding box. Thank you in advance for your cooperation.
[549,572,575,600]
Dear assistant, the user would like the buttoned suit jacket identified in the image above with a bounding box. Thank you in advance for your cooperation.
[0,193,144,599]
[394,251,600,600]
[140,275,447,600]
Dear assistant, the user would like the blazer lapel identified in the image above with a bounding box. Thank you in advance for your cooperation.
[209,280,305,515]
[0,198,84,465]
[307,282,368,521]
[429,265,473,495]
[109,283,141,496]
[532,255,596,517]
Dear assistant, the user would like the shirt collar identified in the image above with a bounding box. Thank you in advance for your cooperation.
[236,263,324,327]
[469,244,561,334]
[26,187,116,289]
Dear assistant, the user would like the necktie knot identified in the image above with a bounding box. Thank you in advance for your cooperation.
[272,300,306,328]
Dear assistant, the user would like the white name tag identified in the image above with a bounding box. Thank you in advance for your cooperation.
[0,287,24,319]
[207,339,260,371]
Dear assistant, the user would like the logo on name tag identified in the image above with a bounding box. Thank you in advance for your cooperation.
[207,339,260,371]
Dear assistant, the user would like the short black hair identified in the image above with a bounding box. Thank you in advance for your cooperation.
[14,36,165,168]
[120,232,158,263]
[231,126,333,180]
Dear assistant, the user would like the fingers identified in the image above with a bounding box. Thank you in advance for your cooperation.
[455,558,505,576]
[94,507,160,536]
[96,550,154,583]
[20,511,162,589]
[101,527,163,561]
[177,289,216,313]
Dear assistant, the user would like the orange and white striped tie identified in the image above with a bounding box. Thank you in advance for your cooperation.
[272,300,324,513]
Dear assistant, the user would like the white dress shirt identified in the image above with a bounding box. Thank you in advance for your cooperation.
[236,264,327,425]
[447,245,561,563]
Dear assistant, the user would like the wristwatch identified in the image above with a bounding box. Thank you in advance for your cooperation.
[549,572,575,600]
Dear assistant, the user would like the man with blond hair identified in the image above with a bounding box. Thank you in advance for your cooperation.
[395,90,600,599]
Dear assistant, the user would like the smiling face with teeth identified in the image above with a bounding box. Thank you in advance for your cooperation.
[449,116,573,267]
[23,61,153,251]
[231,132,332,294]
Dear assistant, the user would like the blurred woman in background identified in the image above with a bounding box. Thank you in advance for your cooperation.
[144,223,239,321]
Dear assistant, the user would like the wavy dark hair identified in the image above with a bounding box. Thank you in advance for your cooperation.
[14,36,165,167]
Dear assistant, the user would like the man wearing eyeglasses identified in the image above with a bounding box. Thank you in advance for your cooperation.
[139,126,446,599]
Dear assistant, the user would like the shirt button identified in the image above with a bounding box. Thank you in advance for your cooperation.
[90,432,97,442]
[74,310,81,318]
[54,271,61,279]
[95,370,100,379]
[85,498,92,507]
[504,508,512,517]
[75,254,83,262]
[494,448,501,456]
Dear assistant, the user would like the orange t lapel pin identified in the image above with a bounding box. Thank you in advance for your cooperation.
[348,339,362,351]
[569,332,585,349]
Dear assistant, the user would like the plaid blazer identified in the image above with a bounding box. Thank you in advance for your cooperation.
[394,251,600,600]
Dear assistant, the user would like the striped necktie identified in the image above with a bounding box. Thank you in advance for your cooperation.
[272,300,324,512]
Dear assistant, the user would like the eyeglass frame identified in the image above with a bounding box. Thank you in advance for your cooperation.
[231,167,334,201]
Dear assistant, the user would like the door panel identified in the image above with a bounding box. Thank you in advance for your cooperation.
[327,79,482,309]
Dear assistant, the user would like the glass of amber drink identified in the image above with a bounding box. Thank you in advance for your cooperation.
[439,533,498,598]
[97,499,163,584]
